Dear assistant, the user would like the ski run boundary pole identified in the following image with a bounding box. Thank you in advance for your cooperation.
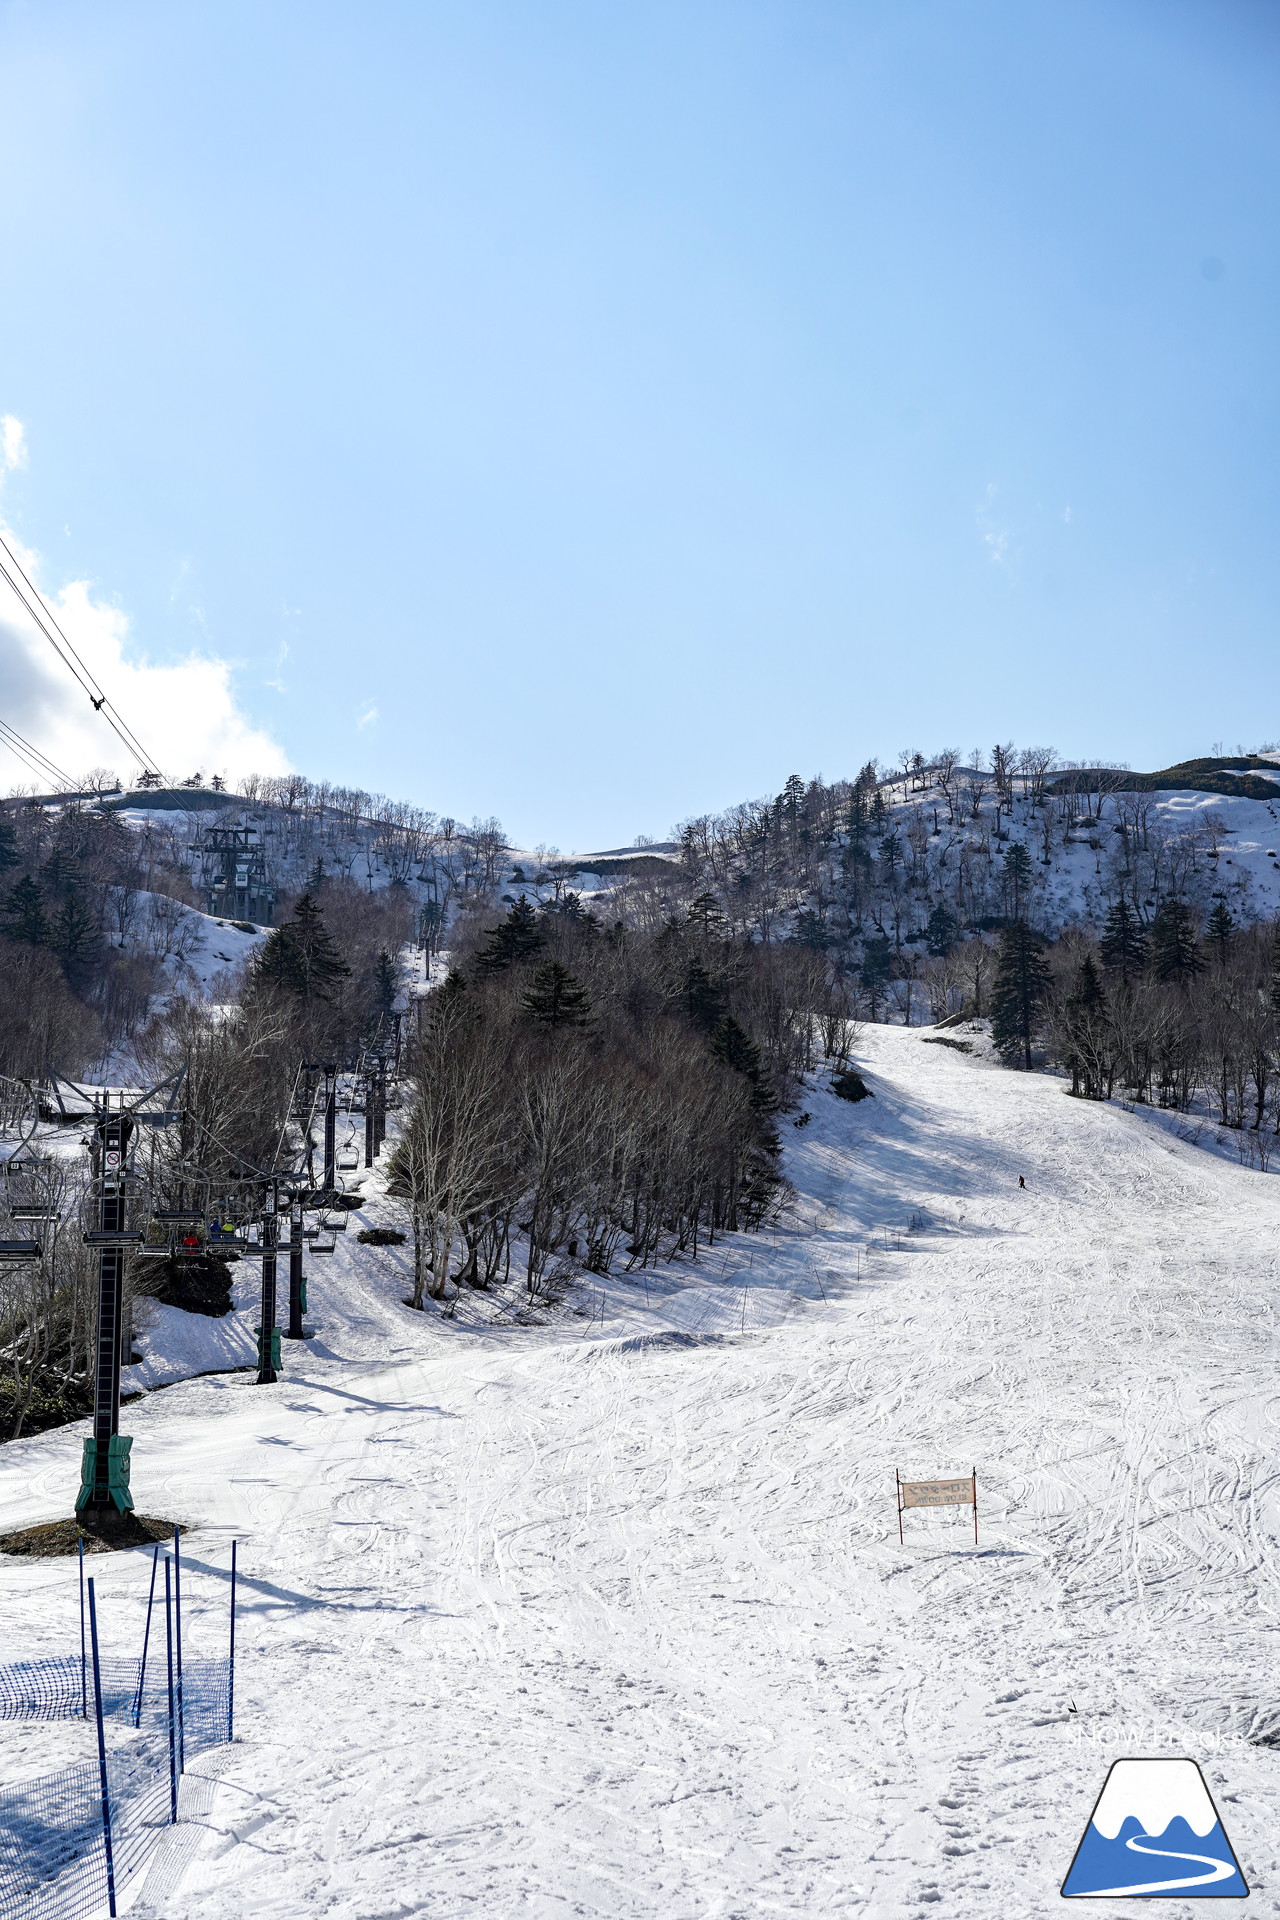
[164,1556,178,1823]
[132,1543,160,1728]
[86,1578,118,1917]
[173,1526,185,1773]
[228,1539,237,1742]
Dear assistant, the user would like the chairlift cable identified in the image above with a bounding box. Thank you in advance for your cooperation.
[0,718,70,788]
[0,717,75,791]
[270,1060,308,1174]
[0,530,159,775]
[185,1096,313,1189]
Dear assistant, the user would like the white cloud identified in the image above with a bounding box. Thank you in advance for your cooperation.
[0,523,290,793]
[0,416,27,473]
[356,703,378,731]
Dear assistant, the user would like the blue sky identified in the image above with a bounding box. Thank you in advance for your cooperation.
[0,0,1276,849]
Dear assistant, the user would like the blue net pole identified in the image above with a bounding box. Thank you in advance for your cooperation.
[133,1547,159,1729]
[227,1541,237,1744]
[172,1531,184,1775]
[164,1559,177,1824]
[77,1540,86,1721]
[86,1582,117,1919]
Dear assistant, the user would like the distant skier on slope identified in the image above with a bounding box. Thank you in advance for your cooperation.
[1018,1175,1026,1189]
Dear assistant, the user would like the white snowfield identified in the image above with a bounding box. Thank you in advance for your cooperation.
[4,1026,1280,1916]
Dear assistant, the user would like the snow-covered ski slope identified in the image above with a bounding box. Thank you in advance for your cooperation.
[5,1027,1280,1916]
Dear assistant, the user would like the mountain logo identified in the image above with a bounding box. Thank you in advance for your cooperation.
[1061,1758,1248,1898]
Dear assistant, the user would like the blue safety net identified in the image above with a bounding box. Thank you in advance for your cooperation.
[0,1655,231,1919]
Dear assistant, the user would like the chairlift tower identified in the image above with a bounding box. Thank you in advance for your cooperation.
[188,823,276,925]
[363,1054,389,1167]
[255,1185,280,1384]
[51,1073,185,1520]
[285,1197,306,1341]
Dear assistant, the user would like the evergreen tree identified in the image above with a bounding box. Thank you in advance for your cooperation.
[1061,952,1113,1100]
[687,891,729,939]
[846,788,868,847]
[990,921,1049,1069]
[543,889,599,930]
[428,966,471,1031]
[40,847,79,897]
[257,892,350,1001]
[291,893,350,998]
[925,903,957,956]
[1099,897,1147,979]
[1206,898,1234,963]
[438,965,468,1005]
[1069,951,1104,1013]
[521,960,591,1030]
[374,949,398,1017]
[0,815,18,878]
[859,936,893,1019]
[1000,841,1034,921]
[779,773,805,824]
[790,907,829,950]
[307,857,326,891]
[708,1014,775,1113]
[1148,897,1202,984]
[708,1012,760,1077]
[3,876,49,947]
[474,897,544,976]
[50,890,97,981]
[870,787,888,830]
[681,959,724,1031]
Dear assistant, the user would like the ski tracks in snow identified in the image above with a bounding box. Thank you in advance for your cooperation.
[5,1027,1280,1912]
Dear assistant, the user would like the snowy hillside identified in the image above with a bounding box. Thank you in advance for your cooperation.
[553,774,1280,944]
[103,783,508,927]
[121,890,265,996]
[3,1026,1280,1913]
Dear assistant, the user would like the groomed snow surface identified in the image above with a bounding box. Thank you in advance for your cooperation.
[4,1027,1280,1916]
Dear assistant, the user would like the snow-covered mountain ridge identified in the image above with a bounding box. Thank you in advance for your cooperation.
[547,764,1280,965]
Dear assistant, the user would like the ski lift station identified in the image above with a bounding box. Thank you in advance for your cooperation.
[188,823,276,925]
